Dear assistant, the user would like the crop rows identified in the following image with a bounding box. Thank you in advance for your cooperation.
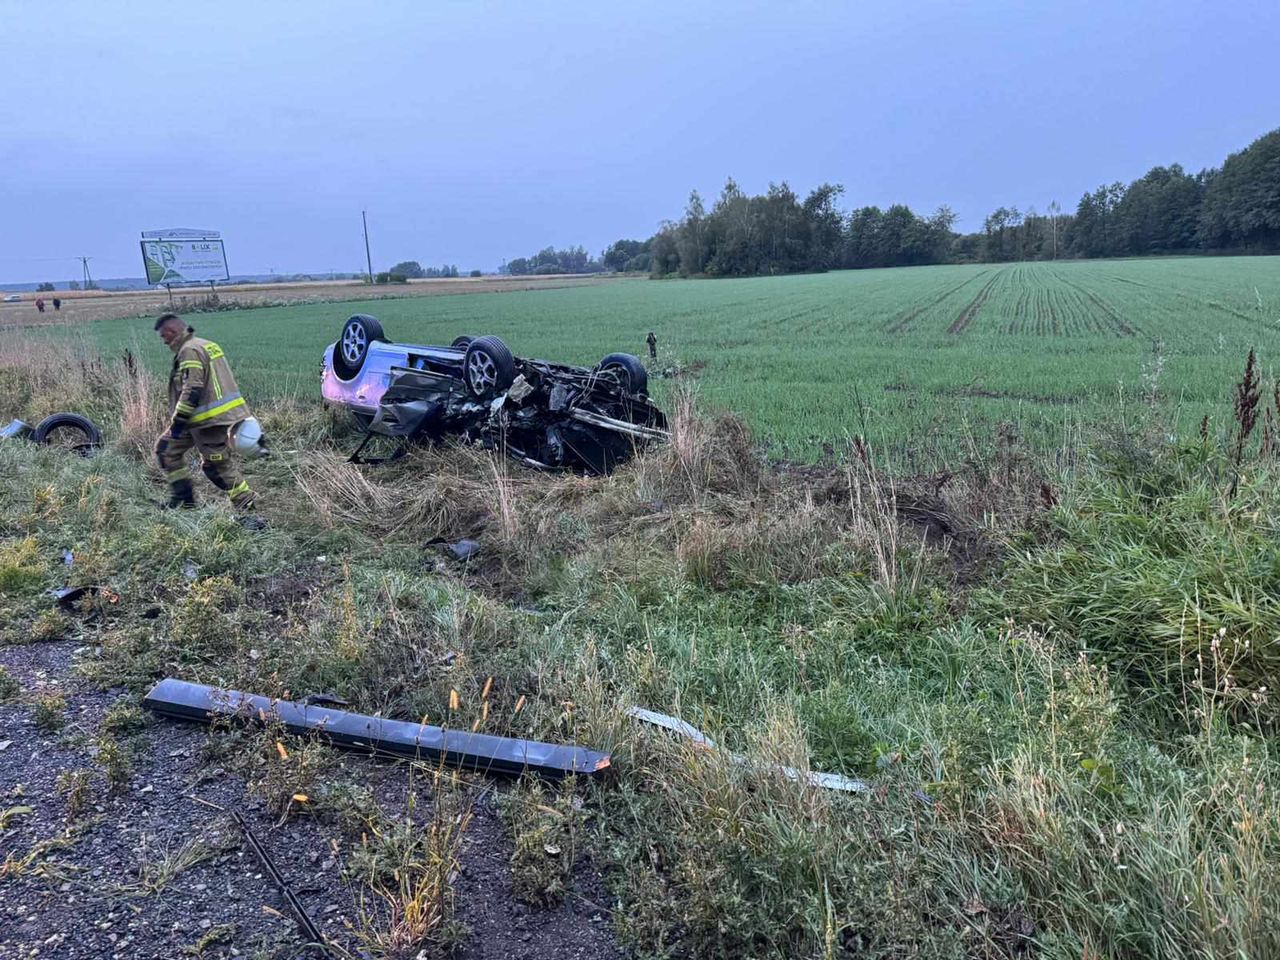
[67,255,1280,464]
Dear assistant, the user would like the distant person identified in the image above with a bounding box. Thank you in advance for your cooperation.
[35,297,45,313]
[646,331,657,360]
[153,312,259,518]
[52,297,61,311]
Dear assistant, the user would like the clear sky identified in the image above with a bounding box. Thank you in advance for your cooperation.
[0,0,1275,283]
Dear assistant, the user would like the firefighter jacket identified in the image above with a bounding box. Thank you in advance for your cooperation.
[167,330,250,429]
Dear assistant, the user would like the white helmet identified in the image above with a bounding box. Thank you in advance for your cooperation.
[231,416,267,456]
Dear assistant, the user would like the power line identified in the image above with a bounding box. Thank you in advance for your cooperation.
[0,255,93,263]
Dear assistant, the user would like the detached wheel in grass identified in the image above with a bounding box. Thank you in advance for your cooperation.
[463,336,515,398]
[333,314,386,381]
[32,412,102,456]
[598,352,648,395]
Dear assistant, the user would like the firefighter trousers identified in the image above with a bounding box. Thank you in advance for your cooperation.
[155,425,256,510]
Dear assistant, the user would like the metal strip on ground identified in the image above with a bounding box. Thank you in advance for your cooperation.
[144,678,611,779]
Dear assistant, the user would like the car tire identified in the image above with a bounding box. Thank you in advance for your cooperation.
[32,412,102,455]
[451,335,476,349]
[598,353,648,395]
[333,314,386,381]
[463,336,516,398]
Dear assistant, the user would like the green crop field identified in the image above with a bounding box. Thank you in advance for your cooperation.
[78,255,1280,463]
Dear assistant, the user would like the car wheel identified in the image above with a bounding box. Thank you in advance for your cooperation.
[598,353,648,395]
[333,314,386,381]
[32,412,102,455]
[463,336,515,398]
[451,335,476,349]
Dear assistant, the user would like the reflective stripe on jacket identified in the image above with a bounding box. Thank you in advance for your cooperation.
[167,330,250,428]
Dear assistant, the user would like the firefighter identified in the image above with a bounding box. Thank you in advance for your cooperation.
[153,313,258,513]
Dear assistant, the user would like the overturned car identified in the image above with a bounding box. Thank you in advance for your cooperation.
[321,314,667,474]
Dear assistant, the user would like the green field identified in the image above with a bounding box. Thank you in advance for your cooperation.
[92,255,1280,461]
[7,257,1280,958]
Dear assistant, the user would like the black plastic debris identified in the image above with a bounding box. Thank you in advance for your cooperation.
[48,584,119,612]
[144,678,611,779]
[49,586,95,607]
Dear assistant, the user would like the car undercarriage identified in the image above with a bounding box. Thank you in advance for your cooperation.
[321,314,667,474]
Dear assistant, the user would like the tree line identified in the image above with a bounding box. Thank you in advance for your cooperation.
[384,261,461,280]
[588,126,1279,278]
[501,246,608,276]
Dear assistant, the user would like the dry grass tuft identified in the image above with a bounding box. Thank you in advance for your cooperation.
[116,347,167,459]
[845,449,930,595]
[289,448,485,539]
[635,384,765,505]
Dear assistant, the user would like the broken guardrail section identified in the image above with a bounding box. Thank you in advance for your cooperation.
[143,678,610,779]
[626,705,870,794]
[626,706,933,804]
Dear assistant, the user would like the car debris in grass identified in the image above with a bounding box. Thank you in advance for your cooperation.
[321,315,667,474]
[425,536,482,562]
[144,678,611,779]
[47,585,118,609]
[625,705,875,795]
[0,412,102,454]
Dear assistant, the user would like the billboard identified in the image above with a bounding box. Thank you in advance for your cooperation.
[140,229,229,284]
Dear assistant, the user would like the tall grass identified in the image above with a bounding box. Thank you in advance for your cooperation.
[995,438,1280,726]
[4,332,1280,958]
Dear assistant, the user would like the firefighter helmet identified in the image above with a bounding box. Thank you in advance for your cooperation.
[231,416,266,455]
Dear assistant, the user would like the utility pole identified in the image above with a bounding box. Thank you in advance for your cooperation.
[79,257,94,289]
[362,211,373,284]
[1047,201,1061,260]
